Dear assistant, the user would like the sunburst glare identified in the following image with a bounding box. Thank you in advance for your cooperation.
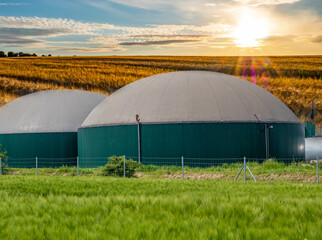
[232,9,271,48]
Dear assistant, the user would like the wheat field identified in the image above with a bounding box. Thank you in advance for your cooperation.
[0,176,321,239]
[0,56,321,123]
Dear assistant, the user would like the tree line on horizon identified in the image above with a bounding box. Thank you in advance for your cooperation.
[0,51,52,57]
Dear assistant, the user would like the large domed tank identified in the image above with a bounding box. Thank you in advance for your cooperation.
[0,90,105,167]
[78,71,305,167]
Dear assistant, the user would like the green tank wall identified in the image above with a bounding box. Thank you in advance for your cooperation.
[0,132,77,168]
[78,122,305,167]
[305,122,315,137]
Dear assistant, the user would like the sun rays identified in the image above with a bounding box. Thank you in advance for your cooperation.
[232,8,271,48]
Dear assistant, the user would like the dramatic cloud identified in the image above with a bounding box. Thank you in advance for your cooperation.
[264,35,297,43]
[0,36,42,45]
[0,3,29,6]
[0,27,71,37]
[48,45,125,52]
[89,0,301,12]
[0,16,227,52]
[311,35,322,43]
[233,0,301,6]
[0,16,230,36]
[92,34,212,48]
[119,39,200,46]
[0,16,115,34]
[0,0,321,56]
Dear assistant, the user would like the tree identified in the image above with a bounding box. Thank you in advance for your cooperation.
[0,51,6,57]
[8,51,14,57]
[0,144,8,174]
[101,156,142,178]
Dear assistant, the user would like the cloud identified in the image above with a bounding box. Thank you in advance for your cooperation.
[0,37,42,45]
[86,0,233,26]
[0,3,29,6]
[0,27,71,37]
[119,39,200,46]
[0,16,115,34]
[0,10,320,55]
[232,0,301,6]
[264,35,297,42]
[101,0,223,11]
[127,34,212,38]
[311,35,322,43]
[0,27,49,47]
[0,16,231,36]
[100,0,173,10]
[0,16,231,41]
[93,34,212,48]
[48,45,125,52]
[0,16,229,51]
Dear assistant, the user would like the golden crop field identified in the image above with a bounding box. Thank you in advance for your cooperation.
[0,56,321,123]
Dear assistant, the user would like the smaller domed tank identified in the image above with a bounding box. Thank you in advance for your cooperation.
[0,90,105,167]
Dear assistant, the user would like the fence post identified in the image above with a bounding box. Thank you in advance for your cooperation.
[124,155,126,178]
[36,157,38,176]
[77,156,79,177]
[244,157,246,181]
[0,157,2,176]
[181,156,184,180]
[317,156,319,184]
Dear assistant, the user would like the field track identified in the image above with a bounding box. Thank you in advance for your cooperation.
[0,56,321,123]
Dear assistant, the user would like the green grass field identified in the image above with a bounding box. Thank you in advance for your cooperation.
[0,176,321,239]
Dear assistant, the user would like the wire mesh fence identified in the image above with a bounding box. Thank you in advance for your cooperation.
[315,125,322,136]
[3,157,77,168]
[0,155,320,183]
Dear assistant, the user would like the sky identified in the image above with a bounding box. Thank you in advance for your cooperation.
[0,0,321,56]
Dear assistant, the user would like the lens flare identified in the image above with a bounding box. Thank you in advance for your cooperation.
[237,56,271,87]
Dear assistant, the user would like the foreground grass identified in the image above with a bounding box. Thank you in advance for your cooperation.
[0,176,321,239]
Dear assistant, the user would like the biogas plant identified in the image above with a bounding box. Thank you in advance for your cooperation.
[0,71,306,167]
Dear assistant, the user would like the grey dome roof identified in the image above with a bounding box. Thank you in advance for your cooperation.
[81,71,299,128]
[0,90,106,133]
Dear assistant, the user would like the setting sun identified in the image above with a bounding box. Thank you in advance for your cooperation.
[232,9,271,48]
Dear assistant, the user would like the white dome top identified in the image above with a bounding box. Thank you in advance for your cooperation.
[0,90,106,133]
[81,71,299,127]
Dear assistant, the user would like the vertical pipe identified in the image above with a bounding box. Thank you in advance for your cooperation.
[124,155,126,178]
[317,156,319,184]
[267,127,270,159]
[265,125,272,160]
[265,125,268,160]
[244,157,246,181]
[36,157,38,176]
[181,156,184,180]
[77,156,79,177]
[137,122,141,163]
[0,157,2,176]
